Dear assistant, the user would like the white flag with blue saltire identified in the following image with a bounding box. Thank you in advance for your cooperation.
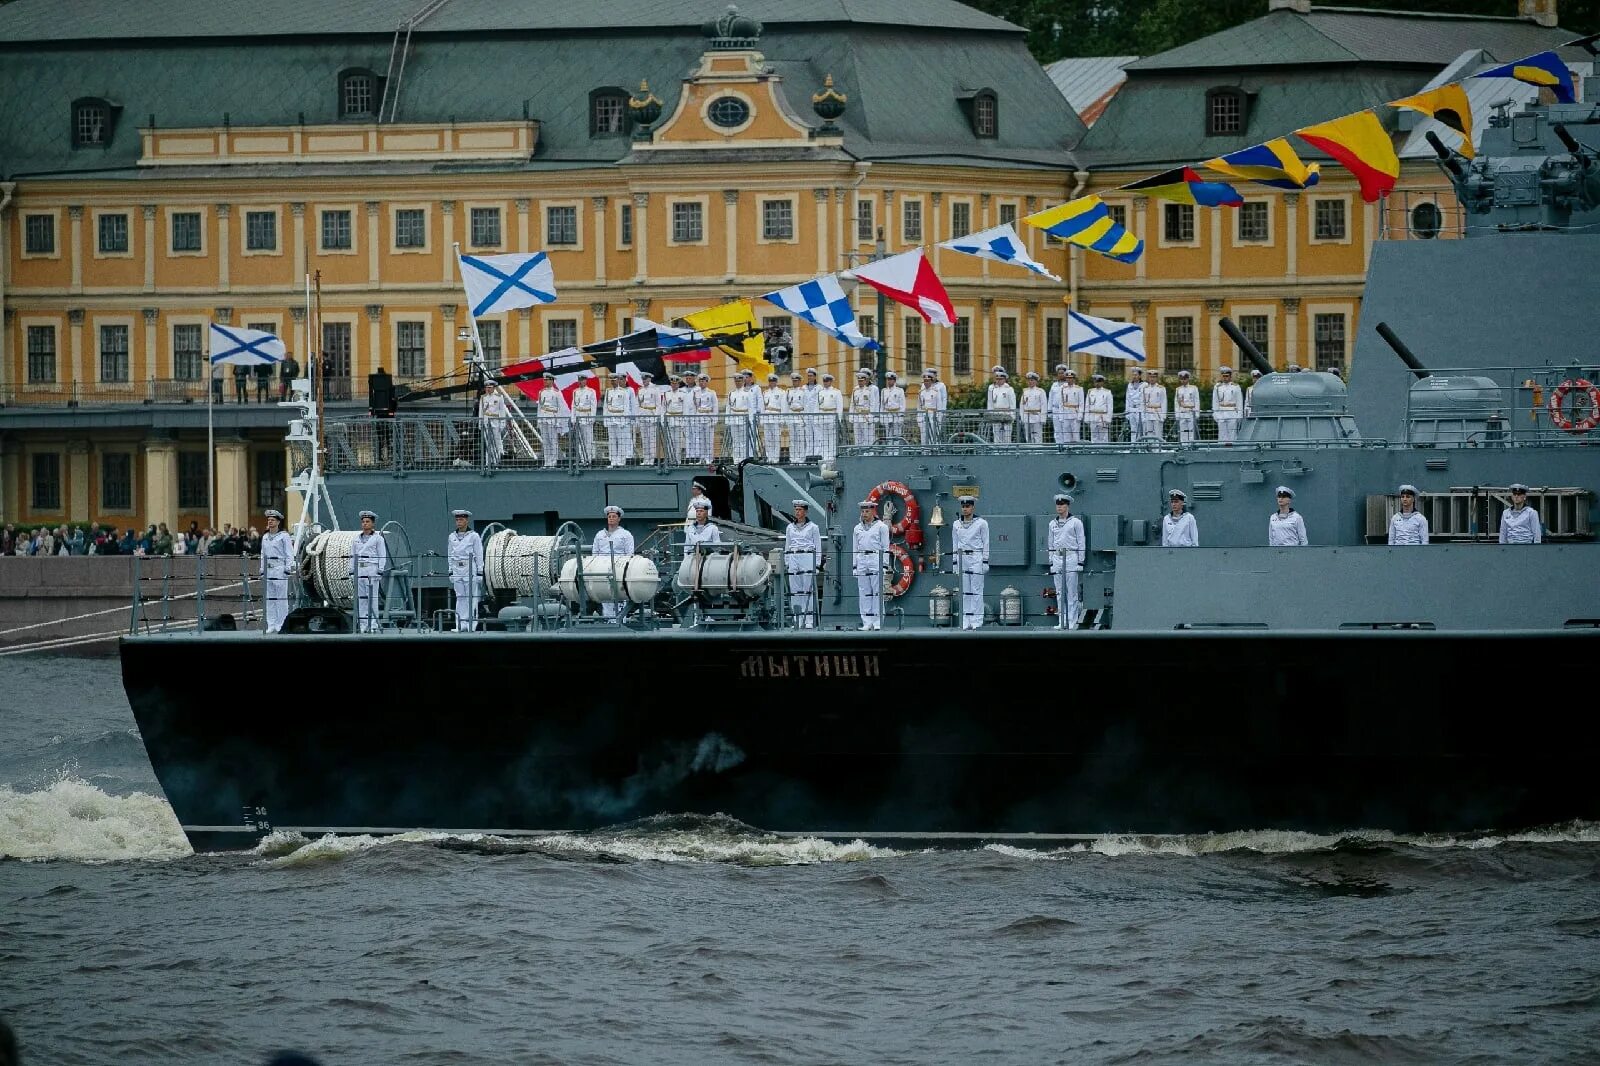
[208,323,286,366]
[761,274,879,350]
[459,251,557,317]
[1068,309,1145,363]
[940,222,1061,282]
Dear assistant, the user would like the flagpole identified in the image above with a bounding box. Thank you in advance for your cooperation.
[454,242,489,376]
[207,348,215,531]
[874,226,888,390]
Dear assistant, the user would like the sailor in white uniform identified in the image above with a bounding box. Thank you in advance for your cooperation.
[447,508,484,631]
[1085,373,1114,443]
[783,500,822,628]
[685,480,711,529]
[635,371,661,465]
[1161,489,1199,547]
[851,499,890,630]
[1499,483,1542,544]
[691,372,719,463]
[1019,371,1047,444]
[1124,367,1145,442]
[918,368,947,444]
[663,375,690,464]
[592,504,636,622]
[1174,370,1200,444]
[951,495,989,629]
[351,509,388,632]
[1244,368,1262,418]
[880,371,906,443]
[479,387,509,467]
[761,373,788,462]
[571,372,599,464]
[1212,366,1244,444]
[726,369,754,463]
[1388,484,1429,544]
[802,368,824,460]
[816,373,844,464]
[603,372,638,467]
[850,368,880,446]
[986,366,1017,443]
[785,371,812,461]
[684,498,722,557]
[536,373,568,467]
[1141,370,1168,442]
[1047,365,1082,445]
[259,508,293,634]
[1267,486,1308,546]
[1046,493,1086,630]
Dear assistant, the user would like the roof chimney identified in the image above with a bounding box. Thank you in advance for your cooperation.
[1519,0,1559,27]
[1268,0,1312,13]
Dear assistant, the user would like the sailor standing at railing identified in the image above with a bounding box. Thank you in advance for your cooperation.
[1212,366,1244,445]
[663,375,690,463]
[1141,369,1169,443]
[951,495,990,630]
[802,368,823,461]
[1085,373,1113,443]
[592,505,635,622]
[603,371,638,468]
[1268,487,1308,546]
[1124,367,1145,442]
[351,510,388,633]
[785,370,812,461]
[880,371,906,443]
[1019,371,1047,444]
[1161,489,1199,547]
[1174,370,1200,444]
[761,373,787,462]
[260,509,293,634]
[1388,484,1430,545]
[852,499,890,631]
[1046,493,1085,630]
[986,366,1017,444]
[1048,365,1082,445]
[1244,368,1262,418]
[783,500,821,629]
[537,373,569,468]
[727,369,755,463]
[684,498,722,557]
[635,371,661,465]
[918,368,946,444]
[685,480,711,529]
[479,387,509,467]
[571,372,599,464]
[850,368,881,446]
[447,508,485,631]
[692,372,719,463]
[817,373,844,465]
[1499,483,1542,544]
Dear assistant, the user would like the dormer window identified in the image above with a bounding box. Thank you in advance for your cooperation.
[1206,88,1246,136]
[340,69,378,118]
[72,98,112,148]
[974,93,998,137]
[590,89,628,136]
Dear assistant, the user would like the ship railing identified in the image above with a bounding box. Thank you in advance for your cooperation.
[128,552,264,636]
[844,409,1248,453]
[1401,364,1600,447]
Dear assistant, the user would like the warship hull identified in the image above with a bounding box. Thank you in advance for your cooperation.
[122,628,1600,850]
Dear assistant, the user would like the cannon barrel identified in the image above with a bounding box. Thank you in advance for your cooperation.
[1217,317,1274,376]
[1375,321,1429,380]
[1425,131,1465,179]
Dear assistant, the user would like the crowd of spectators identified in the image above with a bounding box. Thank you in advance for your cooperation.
[0,520,263,557]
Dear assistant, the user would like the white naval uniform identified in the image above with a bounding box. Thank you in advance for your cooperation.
[850,383,880,446]
[685,494,709,529]
[918,381,947,443]
[1161,511,1199,547]
[1268,510,1308,546]
[762,386,788,462]
[816,386,844,464]
[880,384,907,442]
[987,382,1017,443]
[479,390,509,466]
[571,385,598,464]
[663,387,690,463]
[259,530,293,634]
[1499,504,1542,544]
[1174,384,1200,444]
[784,519,822,628]
[1388,510,1429,545]
[447,527,485,631]
[683,520,722,557]
[852,519,890,629]
[1141,381,1168,442]
[1047,513,1086,630]
[537,386,568,467]
[1212,382,1244,443]
[603,385,638,467]
[803,382,824,459]
[351,529,388,632]
[1048,380,1083,444]
[636,383,662,463]
[1019,385,1047,444]
[692,386,719,462]
[787,384,814,460]
[952,515,990,629]
[727,385,754,462]
[1244,383,1256,419]
[1085,386,1114,443]
[1124,380,1145,442]
[591,525,636,621]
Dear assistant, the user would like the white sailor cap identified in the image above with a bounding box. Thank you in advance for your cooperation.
[1251,369,1262,378]
[1509,482,1530,493]
[1168,489,1187,501]
[1287,362,1302,372]
[359,509,378,520]
[691,480,708,492]
[1055,363,1070,374]
[1219,365,1234,375]
[1054,493,1073,505]
[822,373,835,381]
[1274,486,1294,498]
[993,366,1008,377]
[857,368,872,377]
[743,368,755,377]
[692,499,711,511]
[1025,371,1040,380]
[1178,370,1191,378]
[697,372,710,381]
[603,505,623,517]
[858,499,878,509]
[452,508,472,518]
[1065,368,1078,377]
[886,371,898,379]
[1092,373,1106,381]
[265,508,284,520]
[929,367,941,376]
[790,371,803,379]
[642,371,655,380]
[806,367,819,376]
[543,372,556,381]
[922,369,935,378]
[791,499,809,509]
[767,373,778,382]
[1129,366,1142,375]
[957,494,976,505]
[1398,484,1418,496]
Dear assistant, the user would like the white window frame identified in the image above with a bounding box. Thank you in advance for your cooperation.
[392,315,432,379]
[241,207,282,256]
[854,195,875,246]
[92,208,133,259]
[995,199,1020,229]
[474,314,507,369]
[699,88,757,136]
[1307,302,1354,371]
[465,202,504,250]
[21,209,61,260]
[168,313,211,381]
[615,199,634,249]
[1157,202,1198,249]
[316,204,358,255]
[1229,304,1276,373]
[167,206,208,257]
[21,315,61,387]
[948,197,975,241]
[1308,194,1352,246]
[545,314,581,351]
[389,202,432,254]
[1230,197,1273,247]
[1156,306,1203,375]
[666,196,709,247]
[94,314,136,383]
[900,195,925,245]
[757,195,798,245]
[541,200,584,250]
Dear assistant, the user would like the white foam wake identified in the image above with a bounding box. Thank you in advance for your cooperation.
[984,823,1600,860]
[0,777,191,862]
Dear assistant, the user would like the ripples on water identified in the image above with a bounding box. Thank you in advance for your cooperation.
[3,658,1599,1065]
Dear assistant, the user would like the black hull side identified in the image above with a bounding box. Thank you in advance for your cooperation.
[121,630,1600,846]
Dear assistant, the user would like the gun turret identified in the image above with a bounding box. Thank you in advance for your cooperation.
[1217,317,1274,377]
[1426,131,1467,181]
[1375,322,1429,380]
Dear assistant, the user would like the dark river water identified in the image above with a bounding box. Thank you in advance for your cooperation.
[2,655,1597,1065]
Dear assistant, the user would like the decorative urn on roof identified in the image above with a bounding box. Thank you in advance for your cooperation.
[811,74,847,136]
[703,3,762,49]
[629,80,664,141]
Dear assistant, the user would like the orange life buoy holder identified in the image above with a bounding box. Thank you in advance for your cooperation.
[867,480,924,546]
[886,543,915,598]
[1548,378,1600,434]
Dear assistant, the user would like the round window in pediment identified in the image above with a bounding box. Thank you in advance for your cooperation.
[708,96,751,129]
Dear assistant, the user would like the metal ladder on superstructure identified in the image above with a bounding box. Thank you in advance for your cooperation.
[377,0,455,124]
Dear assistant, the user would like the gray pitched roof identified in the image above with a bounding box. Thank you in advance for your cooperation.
[1045,56,1137,116]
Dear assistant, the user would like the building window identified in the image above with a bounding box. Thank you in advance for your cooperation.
[170,211,202,253]
[340,71,375,118]
[73,99,110,147]
[1045,317,1064,363]
[619,203,633,246]
[857,316,876,348]
[707,96,750,129]
[32,453,61,511]
[999,202,1017,227]
[26,326,57,384]
[1411,202,1442,239]
[470,207,501,247]
[1237,315,1270,363]
[951,201,971,239]
[178,452,209,511]
[902,200,923,243]
[478,320,502,368]
[903,316,923,377]
[322,321,352,382]
[394,208,426,249]
[671,202,703,243]
[546,205,578,246]
[761,199,794,241]
[1314,313,1346,372]
[1237,201,1269,242]
[396,321,428,378]
[856,199,874,242]
[972,91,998,138]
[245,211,277,251]
[999,318,1018,376]
[99,324,130,382]
[173,323,204,381]
[1163,203,1194,243]
[548,319,578,350]
[97,213,129,254]
[591,91,627,135]
[1107,204,1127,229]
[321,209,352,250]
[24,214,55,255]
[101,452,133,511]
[1206,88,1245,136]
[1313,198,1346,241]
[953,316,972,376]
[255,450,286,510]
[1162,317,1195,373]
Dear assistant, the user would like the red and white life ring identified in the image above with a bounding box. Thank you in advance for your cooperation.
[886,542,915,598]
[867,480,922,537]
[1548,378,1600,434]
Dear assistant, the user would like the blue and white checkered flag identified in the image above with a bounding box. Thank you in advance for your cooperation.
[761,274,879,350]
[941,222,1060,282]
[459,251,557,317]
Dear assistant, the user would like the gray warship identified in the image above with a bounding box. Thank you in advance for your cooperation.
[121,86,1600,850]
